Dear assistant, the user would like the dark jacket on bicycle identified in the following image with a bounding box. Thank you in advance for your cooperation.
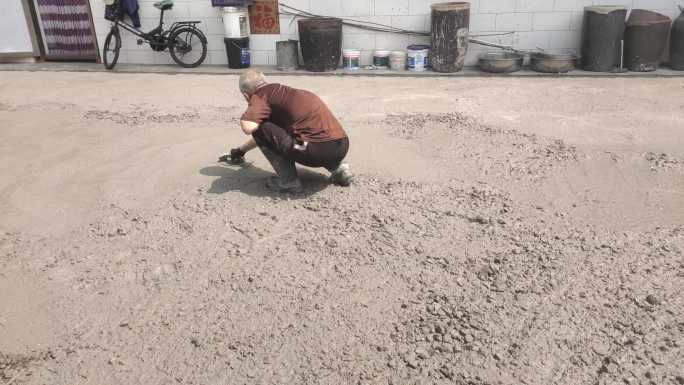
[122,0,141,28]
[107,0,140,28]
[105,0,140,27]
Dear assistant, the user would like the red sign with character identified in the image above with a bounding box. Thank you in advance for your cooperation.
[249,0,280,34]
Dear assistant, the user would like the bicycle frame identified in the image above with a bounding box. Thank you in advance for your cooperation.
[110,9,162,43]
[112,18,146,39]
[103,4,207,69]
[111,9,202,46]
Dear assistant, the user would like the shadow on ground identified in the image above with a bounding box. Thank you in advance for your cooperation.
[199,163,330,198]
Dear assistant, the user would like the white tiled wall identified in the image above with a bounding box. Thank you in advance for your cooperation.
[89,0,683,67]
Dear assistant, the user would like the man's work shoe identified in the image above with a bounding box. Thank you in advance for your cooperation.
[330,163,352,187]
[266,176,303,194]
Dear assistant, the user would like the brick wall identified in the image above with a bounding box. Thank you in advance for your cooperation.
[89,0,683,66]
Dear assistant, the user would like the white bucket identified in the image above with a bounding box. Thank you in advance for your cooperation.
[407,45,430,72]
[390,51,406,71]
[343,49,361,70]
[222,7,249,38]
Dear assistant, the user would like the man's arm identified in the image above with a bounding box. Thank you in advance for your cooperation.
[219,95,266,164]
[218,121,259,164]
[238,137,257,153]
[237,120,259,154]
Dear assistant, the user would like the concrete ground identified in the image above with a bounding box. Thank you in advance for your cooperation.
[0,70,683,385]
[3,62,684,78]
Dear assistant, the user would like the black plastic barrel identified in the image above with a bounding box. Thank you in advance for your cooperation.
[298,18,342,72]
[225,37,250,69]
[672,7,684,70]
[430,2,470,72]
[581,5,627,72]
[625,10,671,72]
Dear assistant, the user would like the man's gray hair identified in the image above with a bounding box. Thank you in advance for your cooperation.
[239,70,268,95]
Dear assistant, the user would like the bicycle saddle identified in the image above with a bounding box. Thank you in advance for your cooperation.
[154,0,173,10]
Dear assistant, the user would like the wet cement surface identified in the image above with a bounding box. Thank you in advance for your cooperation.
[1,72,683,385]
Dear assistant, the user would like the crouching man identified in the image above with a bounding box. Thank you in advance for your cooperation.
[221,70,352,193]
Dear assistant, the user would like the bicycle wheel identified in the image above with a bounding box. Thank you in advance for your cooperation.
[103,28,121,70]
[168,27,207,68]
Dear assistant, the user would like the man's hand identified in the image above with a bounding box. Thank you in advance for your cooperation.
[218,147,245,165]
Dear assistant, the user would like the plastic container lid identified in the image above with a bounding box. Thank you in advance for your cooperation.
[407,44,430,51]
[431,2,470,11]
[222,6,248,12]
[390,50,407,57]
[584,5,627,14]
[627,9,671,26]
[343,49,361,57]
[373,49,391,56]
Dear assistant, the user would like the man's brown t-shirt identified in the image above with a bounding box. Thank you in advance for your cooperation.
[240,84,347,143]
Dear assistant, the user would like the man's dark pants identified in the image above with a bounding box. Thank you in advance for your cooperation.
[252,122,349,171]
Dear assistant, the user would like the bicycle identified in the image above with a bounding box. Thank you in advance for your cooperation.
[103,0,208,69]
